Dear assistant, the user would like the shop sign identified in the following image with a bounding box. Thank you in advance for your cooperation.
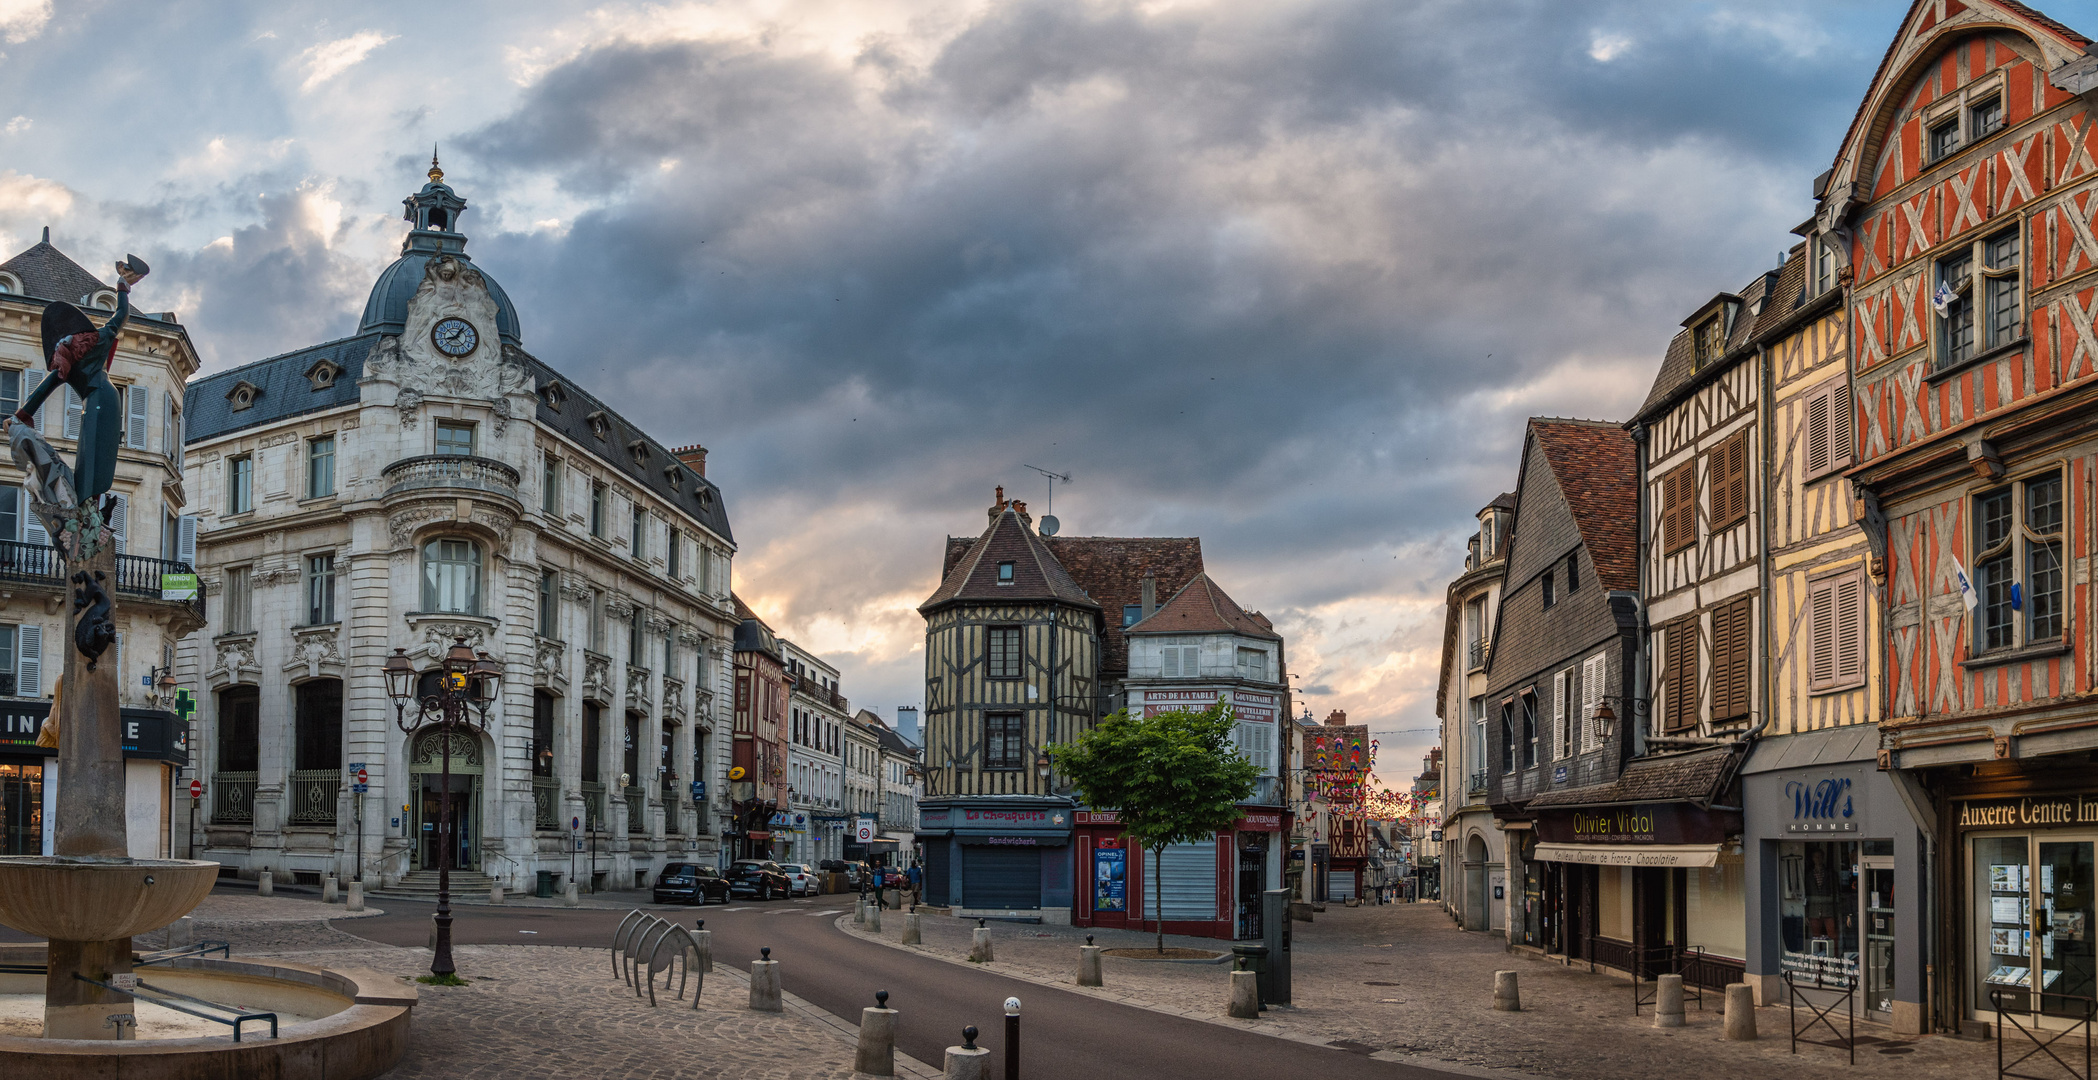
[1780,952,1858,987]
[983,836,1038,846]
[1956,795,2098,830]
[1076,810,1120,825]
[1533,802,1738,845]
[1785,776,1857,833]
[1234,810,1284,832]
[963,808,1051,824]
[919,807,952,827]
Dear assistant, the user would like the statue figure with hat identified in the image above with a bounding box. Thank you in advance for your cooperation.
[7,255,149,557]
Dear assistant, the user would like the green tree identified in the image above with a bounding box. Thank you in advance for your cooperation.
[1049,703,1259,952]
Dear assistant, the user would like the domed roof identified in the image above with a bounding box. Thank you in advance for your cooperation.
[357,158,522,347]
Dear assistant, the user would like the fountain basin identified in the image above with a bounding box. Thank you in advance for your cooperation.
[0,946,414,1079]
[0,859,220,942]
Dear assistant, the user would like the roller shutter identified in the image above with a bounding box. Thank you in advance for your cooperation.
[1331,870,1357,901]
[962,845,1040,910]
[1143,840,1217,921]
[923,842,951,907]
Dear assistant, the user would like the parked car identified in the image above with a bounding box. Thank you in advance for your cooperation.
[653,863,730,905]
[776,863,819,897]
[725,860,792,900]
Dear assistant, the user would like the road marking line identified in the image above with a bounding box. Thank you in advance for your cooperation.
[809,909,845,916]
[719,907,751,912]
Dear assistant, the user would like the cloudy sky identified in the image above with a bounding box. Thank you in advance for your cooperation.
[6,0,2084,790]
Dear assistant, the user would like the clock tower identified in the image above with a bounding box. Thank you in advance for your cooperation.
[357,152,523,349]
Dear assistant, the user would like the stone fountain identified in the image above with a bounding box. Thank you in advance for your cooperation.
[0,274,412,1076]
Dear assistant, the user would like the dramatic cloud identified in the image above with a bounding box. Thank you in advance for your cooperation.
[0,0,50,45]
[9,0,2088,785]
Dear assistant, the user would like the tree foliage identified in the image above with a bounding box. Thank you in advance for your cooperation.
[1049,703,1260,950]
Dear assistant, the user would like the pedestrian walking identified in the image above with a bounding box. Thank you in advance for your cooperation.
[906,862,922,907]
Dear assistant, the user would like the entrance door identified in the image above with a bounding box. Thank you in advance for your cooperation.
[1974,835,2098,1029]
[417,784,475,872]
[1237,835,1268,939]
[1862,855,1895,1017]
[0,763,42,856]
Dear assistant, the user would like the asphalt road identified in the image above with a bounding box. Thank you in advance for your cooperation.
[339,896,1474,1080]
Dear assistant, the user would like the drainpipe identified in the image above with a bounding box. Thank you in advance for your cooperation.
[1745,343,1774,747]
[1629,421,1651,762]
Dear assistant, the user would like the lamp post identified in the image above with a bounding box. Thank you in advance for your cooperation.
[382,637,502,978]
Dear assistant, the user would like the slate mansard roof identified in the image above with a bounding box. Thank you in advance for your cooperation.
[1526,419,1639,592]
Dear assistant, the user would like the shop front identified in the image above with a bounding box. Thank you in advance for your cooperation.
[916,798,1074,923]
[1944,779,2098,1035]
[1739,727,1925,1030]
[0,701,191,858]
[1073,806,1285,940]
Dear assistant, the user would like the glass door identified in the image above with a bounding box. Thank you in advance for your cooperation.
[1862,857,1895,1017]
[1974,836,2098,1027]
[2037,841,2095,1020]
[1976,836,2036,1016]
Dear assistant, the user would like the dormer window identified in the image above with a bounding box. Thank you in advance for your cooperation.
[1812,233,1839,297]
[628,439,651,468]
[0,272,19,294]
[541,381,567,413]
[997,562,1015,584]
[226,379,262,412]
[1694,314,1724,366]
[664,464,683,491]
[586,410,610,441]
[306,358,343,391]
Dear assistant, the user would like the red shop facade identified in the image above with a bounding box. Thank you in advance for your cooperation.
[1072,807,1288,940]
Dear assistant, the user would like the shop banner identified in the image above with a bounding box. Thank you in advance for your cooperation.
[1532,842,1722,868]
[1955,795,2098,830]
[1533,802,1739,846]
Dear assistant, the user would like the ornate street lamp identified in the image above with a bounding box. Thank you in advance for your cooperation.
[383,637,502,979]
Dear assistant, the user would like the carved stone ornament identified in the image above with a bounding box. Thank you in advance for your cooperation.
[645,613,676,636]
[558,572,596,603]
[413,620,487,660]
[625,665,653,715]
[283,625,345,680]
[662,676,686,720]
[208,634,260,687]
[582,651,612,704]
[534,636,568,690]
[677,627,707,649]
[491,396,512,437]
[394,381,423,429]
[361,256,530,400]
[387,505,449,548]
[604,594,638,620]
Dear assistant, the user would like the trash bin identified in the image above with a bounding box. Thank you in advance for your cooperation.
[536,870,555,899]
[1230,943,1272,1009]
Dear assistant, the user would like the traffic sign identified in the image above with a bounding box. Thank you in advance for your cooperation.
[856,819,875,843]
[188,778,202,800]
[571,816,582,832]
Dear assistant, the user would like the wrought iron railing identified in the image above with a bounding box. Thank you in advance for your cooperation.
[382,455,521,501]
[1467,639,1488,670]
[0,539,59,586]
[117,554,206,620]
[582,781,606,832]
[626,786,648,834]
[533,776,559,830]
[1468,771,1487,795]
[288,770,339,825]
[0,543,203,619]
[213,771,257,824]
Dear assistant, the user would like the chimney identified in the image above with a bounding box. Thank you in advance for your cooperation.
[41,226,49,244]
[1140,574,1156,620]
[673,443,708,477]
[895,706,920,746]
[1325,709,1348,727]
[1011,499,1031,528]
[988,485,1010,524]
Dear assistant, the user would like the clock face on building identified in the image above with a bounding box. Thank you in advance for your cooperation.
[431,317,478,357]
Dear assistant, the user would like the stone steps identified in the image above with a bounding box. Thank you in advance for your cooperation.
[376,870,497,899]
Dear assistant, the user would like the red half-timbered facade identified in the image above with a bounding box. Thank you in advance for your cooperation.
[1830,0,2098,1037]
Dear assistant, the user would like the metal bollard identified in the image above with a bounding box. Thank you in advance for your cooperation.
[1078,934,1103,987]
[902,912,922,945]
[857,990,897,1076]
[1654,973,1685,1028]
[257,870,273,897]
[944,1025,990,1080]
[749,947,782,1012]
[1493,970,1520,1011]
[1004,997,1021,1080]
[347,880,365,912]
[970,920,994,963]
[693,919,713,973]
[1723,982,1757,1040]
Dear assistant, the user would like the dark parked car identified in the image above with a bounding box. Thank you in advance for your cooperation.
[654,863,730,905]
[725,860,792,900]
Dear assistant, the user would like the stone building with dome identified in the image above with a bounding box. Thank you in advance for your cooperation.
[175,162,742,895]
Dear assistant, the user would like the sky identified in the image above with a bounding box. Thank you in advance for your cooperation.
[6,0,2091,791]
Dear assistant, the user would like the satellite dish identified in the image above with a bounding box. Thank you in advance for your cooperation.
[1039,515,1060,536]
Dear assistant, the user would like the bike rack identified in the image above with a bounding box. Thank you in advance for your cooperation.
[1785,969,1856,1065]
[1991,987,2095,1080]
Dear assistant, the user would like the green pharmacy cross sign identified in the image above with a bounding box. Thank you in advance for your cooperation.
[172,688,196,722]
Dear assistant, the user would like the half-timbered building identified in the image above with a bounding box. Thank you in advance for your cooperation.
[916,489,1099,921]
[1831,0,2098,1037]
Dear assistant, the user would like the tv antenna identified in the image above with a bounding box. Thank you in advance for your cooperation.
[1022,464,1071,535]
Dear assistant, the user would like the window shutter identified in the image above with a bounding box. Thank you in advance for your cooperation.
[1835,575,1864,682]
[108,493,127,554]
[1829,384,1853,471]
[23,503,46,548]
[162,391,174,457]
[1804,391,1831,477]
[1724,433,1749,526]
[1551,670,1567,761]
[114,632,122,691]
[22,372,41,431]
[1711,603,1733,718]
[63,387,81,440]
[1660,623,1680,730]
[1582,653,1604,752]
[126,385,148,449]
[176,515,197,565]
[1808,579,1836,689]
[1162,648,1178,678]
[18,624,40,698]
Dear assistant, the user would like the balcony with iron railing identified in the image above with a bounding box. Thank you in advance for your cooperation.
[381,455,521,504]
[626,786,648,834]
[533,776,559,830]
[0,540,205,625]
[582,781,606,832]
[1467,638,1488,671]
[288,770,340,825]
[213,771,258,824]
[1468,770,1488,796]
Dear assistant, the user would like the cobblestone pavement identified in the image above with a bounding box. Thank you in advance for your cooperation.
[147,892,940,1079]
[844,901,2003,1080]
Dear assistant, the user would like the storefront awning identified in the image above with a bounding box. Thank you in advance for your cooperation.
[1533,843,1723,868]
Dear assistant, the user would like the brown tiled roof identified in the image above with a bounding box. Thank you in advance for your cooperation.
[920,508,1099,612]
[1044,535,1204,676]
[1633,269,1778,423]
[0,238,108,305]
[1528,419,1638,592]
[1127,573,1279,641]
[1524,744,1743,809]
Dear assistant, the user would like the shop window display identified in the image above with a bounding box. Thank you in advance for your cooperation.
[1972,835,2095,1021]
[1779,840,1859,983]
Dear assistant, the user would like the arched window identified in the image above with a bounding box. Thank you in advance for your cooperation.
[422,538,481,614]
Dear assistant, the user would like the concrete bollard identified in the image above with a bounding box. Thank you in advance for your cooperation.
[1492,970,1520,1011]
[1078,940,1103,987]
[856,900,868,927]
[490,883,505,905]
[1228,970,1261,1019]
[867,905,882,934]
[563,882,579,906]
[694,922,713,973]
[257,870,273,898]
[1723,983,1757,1041]
[944,1027,990,1080]
[749,948,782,1012]
[902,912,922,945]
[347,881,365,912]
[166,915,195,949]
[1654,974,1685,1028]
[322,876,338,904]
[970,923,994,963]
[856,990,897,1076]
